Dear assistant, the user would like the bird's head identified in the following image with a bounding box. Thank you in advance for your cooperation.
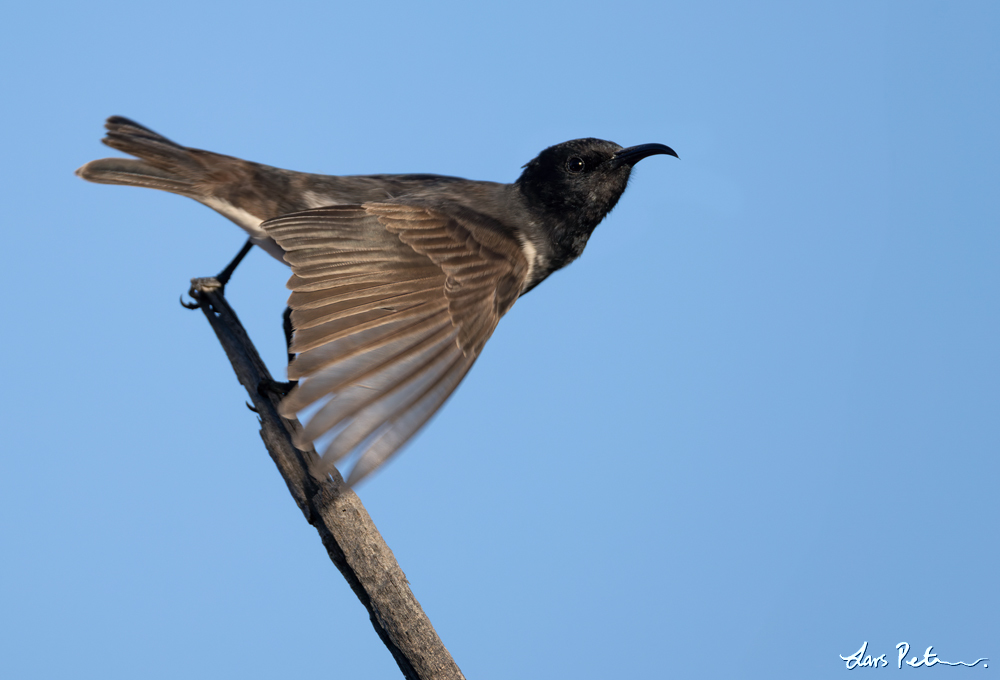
[516,138,677,260]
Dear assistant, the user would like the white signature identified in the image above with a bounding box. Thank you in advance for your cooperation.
[840,641,988,669]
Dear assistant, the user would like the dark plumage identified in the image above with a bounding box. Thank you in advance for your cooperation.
[77,116,677,484]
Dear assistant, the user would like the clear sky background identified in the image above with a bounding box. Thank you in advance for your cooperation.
[1,1,997,678]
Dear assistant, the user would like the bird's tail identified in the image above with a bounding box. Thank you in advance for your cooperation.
[75,116,205,196]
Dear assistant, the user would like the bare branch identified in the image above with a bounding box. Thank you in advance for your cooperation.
[186,277,464,680]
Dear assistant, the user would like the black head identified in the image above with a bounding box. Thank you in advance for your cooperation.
[517,138,677,261]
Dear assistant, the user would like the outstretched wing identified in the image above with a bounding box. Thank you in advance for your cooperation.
[262,203,529,485]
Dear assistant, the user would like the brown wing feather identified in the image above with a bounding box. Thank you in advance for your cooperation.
[366,203,529,353]
[261,203,529,484]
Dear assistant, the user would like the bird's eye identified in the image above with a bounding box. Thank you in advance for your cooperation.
[565,156,585,174]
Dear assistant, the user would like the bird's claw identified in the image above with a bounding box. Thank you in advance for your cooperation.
[183,277,225,309]
[258,379,297,399]
[180,291,202,309]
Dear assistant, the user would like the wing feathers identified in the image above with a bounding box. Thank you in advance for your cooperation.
[261,203,528,484]
[300,329,459,444]
[313,339,462,462]
[292,287,441,330]
[286,309,452,383]
[286,316,454,414]
[290,299,446,354]
[345,355,476,486]
[289,275,442,309]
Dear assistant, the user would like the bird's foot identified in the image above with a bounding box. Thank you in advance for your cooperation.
[258,378,298,399]
[180,277,223,309]
[181,239,256,308]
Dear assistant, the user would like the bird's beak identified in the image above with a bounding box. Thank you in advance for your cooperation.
[610,143,679,169]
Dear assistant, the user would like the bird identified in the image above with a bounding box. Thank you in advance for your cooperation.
[77,116,677,485]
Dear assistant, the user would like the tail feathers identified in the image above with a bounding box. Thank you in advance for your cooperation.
[75,157,197,194]
[76,116,208,195]
[101,116,202,173]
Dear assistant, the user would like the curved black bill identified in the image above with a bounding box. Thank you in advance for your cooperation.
[610,143,679,168]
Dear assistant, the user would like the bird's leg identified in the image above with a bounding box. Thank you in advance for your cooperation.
[215,238,255,289]
[182,238,255,309]
[282,306,296,366]
[257,306,299,399]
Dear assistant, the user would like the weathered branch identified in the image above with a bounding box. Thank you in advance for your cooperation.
[186,276,464,680]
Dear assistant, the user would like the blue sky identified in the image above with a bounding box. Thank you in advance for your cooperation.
[1,1,997,678]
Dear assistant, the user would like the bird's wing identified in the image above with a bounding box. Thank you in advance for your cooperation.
[261,202,529,484]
